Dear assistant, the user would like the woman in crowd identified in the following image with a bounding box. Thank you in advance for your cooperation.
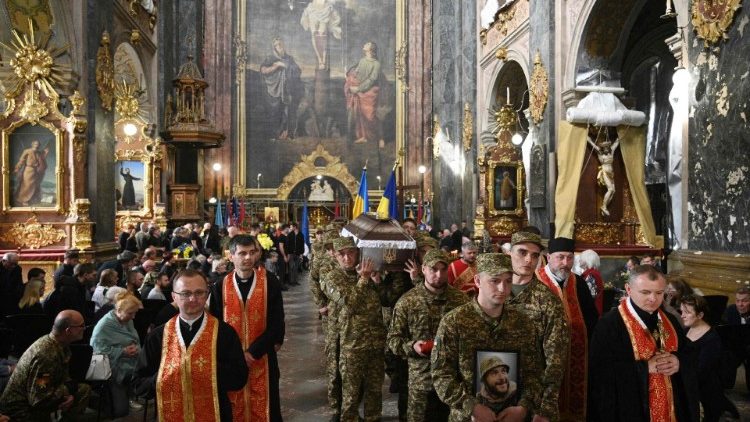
[91,269,119,312]
[664,275,700,324]
[579,249,604,315]
[17,279,45,314]
[90,291,144,417]
[209,257,228,287]
[680,295,739,421]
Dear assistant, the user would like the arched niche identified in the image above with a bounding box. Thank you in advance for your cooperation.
[114,41,153,122]
[276,144,359,200]
[488,60,530,135]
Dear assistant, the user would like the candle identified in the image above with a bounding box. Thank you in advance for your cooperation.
[665,0,672,12]
[506,87,510,105]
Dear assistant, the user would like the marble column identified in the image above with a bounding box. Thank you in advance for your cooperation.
[85,0,116,244]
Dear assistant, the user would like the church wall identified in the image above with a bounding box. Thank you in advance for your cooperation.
[686,6,750,253]
[432,0,476,230]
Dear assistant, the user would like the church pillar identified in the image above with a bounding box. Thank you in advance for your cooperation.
[85,0,116,245]
[528,0,556,237]
[431,0,476,230]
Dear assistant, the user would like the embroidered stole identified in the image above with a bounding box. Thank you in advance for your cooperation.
[156,314,220,422]
[618,299,678,422]
[449,260,476,293]
[537,269,588,421]
[223,269,270,422]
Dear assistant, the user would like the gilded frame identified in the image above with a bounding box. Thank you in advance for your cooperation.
[114,149,153,217]
[1,119,65,214]
[233,0,408,193]
[487,160,524,216]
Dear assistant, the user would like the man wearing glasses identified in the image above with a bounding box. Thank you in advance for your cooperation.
[0,310,91,420]
[135,269,248,421]
[209,234,285,422]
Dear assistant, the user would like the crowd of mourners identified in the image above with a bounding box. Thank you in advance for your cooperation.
[0,217,747,422]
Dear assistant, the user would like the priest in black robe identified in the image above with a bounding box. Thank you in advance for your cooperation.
[209,234,285,422]
[589,265,699,422]
[134,269,248,422]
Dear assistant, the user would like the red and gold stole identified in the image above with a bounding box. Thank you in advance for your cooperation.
[223,269,270,422]
[448,260,477,293]
[619,299,678,422]
[536,269,588,421]
[157,314,220,422]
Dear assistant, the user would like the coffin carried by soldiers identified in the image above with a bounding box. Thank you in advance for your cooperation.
[341,213,416,272]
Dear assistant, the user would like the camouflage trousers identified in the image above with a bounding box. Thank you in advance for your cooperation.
[339,348,385,422]
[325,330,342,417]
[407,388,449,422]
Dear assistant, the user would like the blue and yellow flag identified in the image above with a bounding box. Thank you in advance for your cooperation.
[352,166,369,218]
[376,170,398,219]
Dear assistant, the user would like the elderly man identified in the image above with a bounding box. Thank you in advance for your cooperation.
[432,254,543,422]
[504,232,568,422]
[535,237,597,422]
[0,253,22,319]
[447,241,478,294]
[388,250,468,421]
[589,265,699,421]
[135,269,247,421]
[0,310,90,419]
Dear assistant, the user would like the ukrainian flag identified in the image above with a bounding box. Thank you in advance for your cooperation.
[352,166,369,218]
[376,170,398,219]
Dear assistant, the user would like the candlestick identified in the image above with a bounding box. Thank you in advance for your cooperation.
[506,87,510,105]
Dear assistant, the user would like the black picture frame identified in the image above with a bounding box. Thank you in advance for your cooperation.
[473,349,521,415]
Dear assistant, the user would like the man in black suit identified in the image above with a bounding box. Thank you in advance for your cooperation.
[722,285,750,390]
[0,253,23,321]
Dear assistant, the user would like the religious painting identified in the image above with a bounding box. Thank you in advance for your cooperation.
[243,0,397,191]
[6,123,59,209]
[474,350,520,416]
[489,163,524,214]
[265,206,280,224]
[115,160,145,211]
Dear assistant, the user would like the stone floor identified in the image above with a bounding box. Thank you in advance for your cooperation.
[108,272,747,421]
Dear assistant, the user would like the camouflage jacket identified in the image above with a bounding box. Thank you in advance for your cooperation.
[431,300,543,422]
[0,334,72,419]
[506,276,569,421]
[310,252,337,308]
[323,266,396,352]
[388,282,468,390]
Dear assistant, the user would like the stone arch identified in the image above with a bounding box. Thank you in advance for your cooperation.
[484,59,530,134]
[276,144,359,200]
[482,51,530,131]
[114,41,153,122]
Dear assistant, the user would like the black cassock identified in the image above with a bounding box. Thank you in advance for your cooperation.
[134,316,248,422]
[209,271,285,422]
[588,305,700,422]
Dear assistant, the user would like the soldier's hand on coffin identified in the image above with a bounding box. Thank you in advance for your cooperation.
[357,258,375,280]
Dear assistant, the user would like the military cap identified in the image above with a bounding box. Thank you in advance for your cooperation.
[324,229,340,245]
[480,356,510,379]
[511,231,544,249]
[422,250,450,268]
[548,237,575,254]
[117,250,137,262]
[476,253,512,275]
[416,234,439,249]
[333,236,357,251]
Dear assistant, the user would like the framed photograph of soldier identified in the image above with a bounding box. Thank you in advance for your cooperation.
[487,161,524,216]
[473,350,520,415]
[115,160,146,211]
[2,121,63,211]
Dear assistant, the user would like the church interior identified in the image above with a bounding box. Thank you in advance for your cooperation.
[0,0,749,420]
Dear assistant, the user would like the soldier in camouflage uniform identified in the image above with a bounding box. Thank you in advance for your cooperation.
[506,232,569,422]
[310,229,339,319]
[323,236,396,422]
[388,249,468,422]
[0,310,90,420]
[431,253,543,422]
[403,232,438,285]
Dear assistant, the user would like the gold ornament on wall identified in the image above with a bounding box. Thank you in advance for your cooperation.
[691,0,743,46]
[275,144,359,199]
[0,215,66,249]
[495,47,508,61]
[462,103,474,152]
[529,52,548,125]
[96,31,115,111]
[0,19,70,100]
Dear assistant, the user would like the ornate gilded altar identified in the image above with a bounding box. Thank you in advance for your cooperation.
[474,104,527,239]
[0,23,92,264]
